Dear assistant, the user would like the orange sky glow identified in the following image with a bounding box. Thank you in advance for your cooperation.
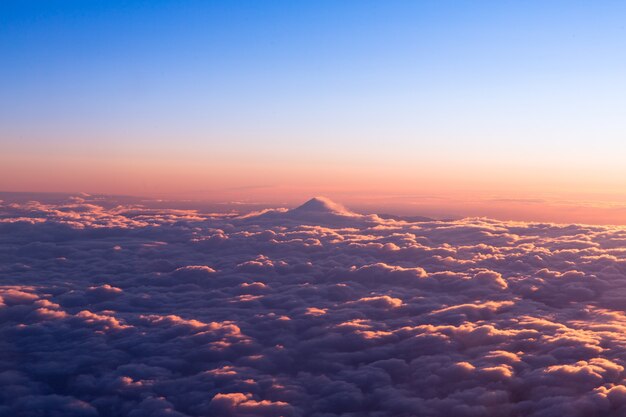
[3,149,626,225]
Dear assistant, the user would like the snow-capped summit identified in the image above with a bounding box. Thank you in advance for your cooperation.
[288,197,356,217]
[238,196,374,226]
[283,196,361,224]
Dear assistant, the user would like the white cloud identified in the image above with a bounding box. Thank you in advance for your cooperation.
[2,195,626,416]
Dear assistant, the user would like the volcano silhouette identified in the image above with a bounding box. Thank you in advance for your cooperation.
[282,197,360,224]
[240,196,367,226]
[288,197,356,216]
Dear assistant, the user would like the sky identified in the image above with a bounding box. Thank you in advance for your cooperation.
[2,1,626,223]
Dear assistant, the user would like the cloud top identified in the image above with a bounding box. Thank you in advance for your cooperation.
[2,195,626,416]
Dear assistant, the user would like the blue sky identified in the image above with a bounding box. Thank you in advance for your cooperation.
[2,1,626,210]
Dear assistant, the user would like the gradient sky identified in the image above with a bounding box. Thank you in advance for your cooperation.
[2,1,626,223]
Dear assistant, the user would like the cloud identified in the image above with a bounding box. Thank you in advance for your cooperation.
[2,194,626,416]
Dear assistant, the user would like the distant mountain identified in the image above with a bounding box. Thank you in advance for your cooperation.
[288,197,357,217]
[238,197,373,226]
[238,197,439,226]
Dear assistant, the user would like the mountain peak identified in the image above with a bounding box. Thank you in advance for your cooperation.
[237,196,371,226]
[290,197,355,216]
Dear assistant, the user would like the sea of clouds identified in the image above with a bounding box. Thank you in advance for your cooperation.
[2,194,626,416]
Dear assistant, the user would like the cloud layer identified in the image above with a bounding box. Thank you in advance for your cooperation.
[2,195,626,416]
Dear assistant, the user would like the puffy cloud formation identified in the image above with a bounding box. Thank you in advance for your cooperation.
[2,194,626,416]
